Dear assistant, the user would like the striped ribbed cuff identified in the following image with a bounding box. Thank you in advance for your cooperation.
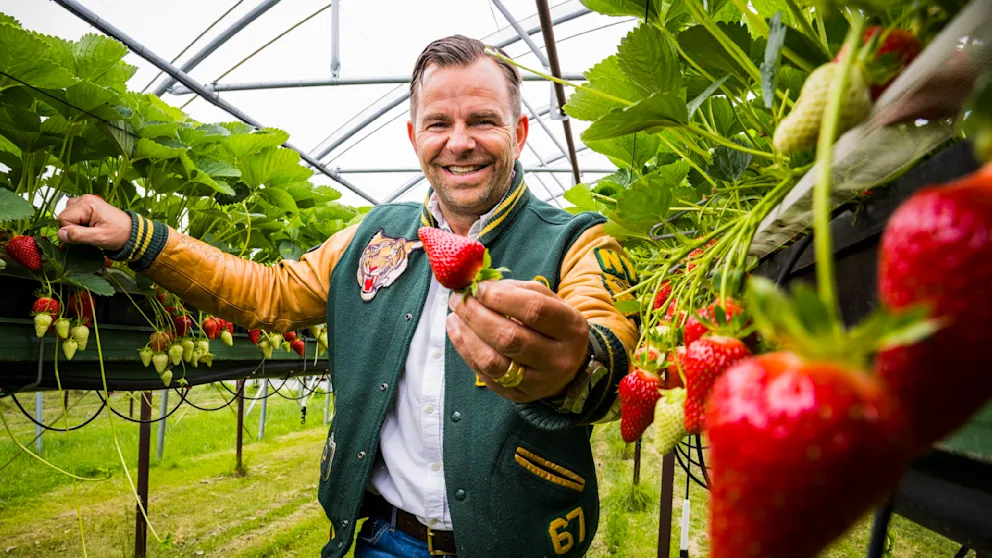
[104,211,167,271]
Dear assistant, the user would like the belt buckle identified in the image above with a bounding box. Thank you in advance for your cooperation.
[427,527,453,556]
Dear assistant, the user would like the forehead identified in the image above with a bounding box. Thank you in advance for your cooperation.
[414,58,512,117]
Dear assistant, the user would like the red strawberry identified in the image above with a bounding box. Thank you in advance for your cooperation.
[619,367,663,443]
[163,305,177,316]
[201,317,220,340]
[418,227,506,293]
[683,299,747,348]
[248,329,262,345]
[104,256,113,268]
[226,322,234,334]
[32,297,60,316]
[633,343,665,372]
[652,281,673,310]
[682,335,751,434]
[283,331,297,343]
[6,235,42,271]
[707,352,909,558]
[835,27,921,99]
[876,165,992,452]
[290,339,306,356]
[684,238,717,273]
[173,316,192,337]
[663,345,687,389]
[156,292,168,304]
[149,331,171,353]
[68,292,94,319]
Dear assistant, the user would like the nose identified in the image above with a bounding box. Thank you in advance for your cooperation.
[445,122,476,155]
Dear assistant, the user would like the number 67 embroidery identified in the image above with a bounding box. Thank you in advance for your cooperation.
[548,506,585,555]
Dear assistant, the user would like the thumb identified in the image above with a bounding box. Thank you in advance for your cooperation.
[58,224,103,247]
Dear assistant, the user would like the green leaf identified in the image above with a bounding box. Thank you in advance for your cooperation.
[565,56,647,121]
[134,137,185,160]
[761,12,787,109]
[137,120,180,139]
[707,139,752,182]
[783,26,830,68]
[582,91,687,141]
[278,240,304,261]
[585,133,659,170]
[62,244,106,275]
[687,75,729,117]
[0,23,77,92]
[197,157,241,178]
[614,299,642,315]
[215,182,251,206]
[256,186,298,215]
[0,188,34,221]
[98,119,135,157]
[580,0,666,22]
[611,162,689,229]
[238,146,301,189]
[617,23,681,95]
[563,184,603,213]
[71,33,128,82]
[678,23,756,88]
[64,273,115,297]
[222,128,290,160]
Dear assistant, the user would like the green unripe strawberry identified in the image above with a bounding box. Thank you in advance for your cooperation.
[220,330,233,347]
[201,353,214,367]
[62,339,78,361]
[258,339,272,360]
[34,313,53,338]
[267,332,283,348]
[159,369,173,387]
[773,62,872,155]
[139,347,153,367]
[652,388,687,455]
[54,318,71,340]
[71,325,89,352]
[181,339,195,362]
[168,344,184,366]
[196,340,210,354]
[152,353,169,374]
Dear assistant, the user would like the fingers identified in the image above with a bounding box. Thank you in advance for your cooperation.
[58,224,102,246]
[56,195,131,251]
[472,279,586,339]
[448,293,565,372]
[445,313,538,403]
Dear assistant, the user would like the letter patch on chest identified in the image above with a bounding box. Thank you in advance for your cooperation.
[593,247,638,318]
[357,229,422,301]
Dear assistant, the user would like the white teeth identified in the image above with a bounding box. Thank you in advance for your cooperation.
[447,165,484,174]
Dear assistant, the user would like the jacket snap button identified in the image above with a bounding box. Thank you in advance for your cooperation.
[451,411,461,422]
[358,451,366,459]
[404,313,412,320]
[343,520,349,527]
[380,383,388,391]
[454,489,466,501]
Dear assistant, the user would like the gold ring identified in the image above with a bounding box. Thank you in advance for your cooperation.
[495,360,525,388]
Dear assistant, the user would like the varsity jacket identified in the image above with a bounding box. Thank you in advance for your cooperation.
[118,161,639,557]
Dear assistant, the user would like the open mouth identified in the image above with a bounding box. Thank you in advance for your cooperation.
[441,164,491,178]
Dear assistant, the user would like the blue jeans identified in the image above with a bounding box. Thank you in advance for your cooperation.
[354,516,457,558]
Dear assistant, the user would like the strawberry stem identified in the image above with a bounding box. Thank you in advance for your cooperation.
[813,15,865,334]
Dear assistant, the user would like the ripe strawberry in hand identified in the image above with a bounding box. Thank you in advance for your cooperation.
[5,235,42,271]
[876,164,992,451]
[707,352,909,558]
[682,336,751,434]
[619,367,663,443]
[418,227,507,294]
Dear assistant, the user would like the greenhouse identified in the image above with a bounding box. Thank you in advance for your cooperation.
[0,0,990,556]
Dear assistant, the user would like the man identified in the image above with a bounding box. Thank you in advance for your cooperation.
[57,36,637,558]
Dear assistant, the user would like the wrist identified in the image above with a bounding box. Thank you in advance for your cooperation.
[104,211,169,271]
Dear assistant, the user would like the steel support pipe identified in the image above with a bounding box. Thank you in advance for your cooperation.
[491,0,550,68]
[152,0,282,96]
[330,0,341,77]
[535,0,582,185]
[51,0,378,205]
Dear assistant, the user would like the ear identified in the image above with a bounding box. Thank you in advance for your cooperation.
[371,229,384,242]
[407,120,418,154]
[513,114,529,159]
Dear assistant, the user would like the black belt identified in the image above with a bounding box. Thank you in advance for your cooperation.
[359,492,457,556]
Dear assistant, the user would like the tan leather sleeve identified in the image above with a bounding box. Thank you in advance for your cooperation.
[557,223,638,351]
[142,224,361,332]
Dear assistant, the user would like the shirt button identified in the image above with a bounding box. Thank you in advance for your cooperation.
[454,489,466,501]
[424,404,434,414]
[429,519,438,527]
[431,462,440,472]
[432,349,442,360]
[451,411,461,422]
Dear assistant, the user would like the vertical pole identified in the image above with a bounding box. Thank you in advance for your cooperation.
[134,391,152,558]
[633,439,642,485]
[257,379,269,439]
[866,499,895,558]
[236,379,245,471]
[323,376,331,425]
[657,452,676,558]
[34,392,43,453]
[129,395,134,418]
[63,390,69,412]
[156,389,169,461]
[330,0,341,77]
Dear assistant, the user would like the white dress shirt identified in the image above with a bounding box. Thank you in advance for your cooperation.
[368,191,504,531]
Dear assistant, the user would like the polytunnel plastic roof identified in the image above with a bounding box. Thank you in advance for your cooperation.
[7,0,638,207]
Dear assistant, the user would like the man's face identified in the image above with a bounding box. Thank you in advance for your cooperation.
[407,58,528,217]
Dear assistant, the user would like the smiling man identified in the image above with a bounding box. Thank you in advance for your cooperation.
[56,36,637,558]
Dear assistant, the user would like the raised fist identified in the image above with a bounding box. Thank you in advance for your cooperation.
[57,194,132,252]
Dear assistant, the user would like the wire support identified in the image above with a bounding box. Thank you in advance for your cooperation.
[95,389,187,424]
[173,383,242,412]
[673,444,709,490]
[9,393,107,432]
[217,376,291,400]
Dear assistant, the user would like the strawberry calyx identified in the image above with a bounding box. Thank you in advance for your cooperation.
[464,249,508,297]
[745,276,940,371]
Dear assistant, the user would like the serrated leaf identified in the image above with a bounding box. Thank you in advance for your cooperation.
[617,23,681,95]
[761,12,788,109]
[614,299,642,314]
[687,75,729,117]
[582,91,687,141]
[678,23,756,87]
[63,244,106,275]
[222,128,290,160]
[238,146,301,189]
[71,33,128,82]
[0,188,34,221]
[707,140,752,182]
[134,137,185,160]
[612,163,689,230]
[585,134,659,171]
[257,186,298,215]
[0,24,77,92]
[138,120,180,139]
[65,273,115,297]
[197,156,240,178]
[563,184,602,213]
[565,56,646,122]
[580,0,666,21]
